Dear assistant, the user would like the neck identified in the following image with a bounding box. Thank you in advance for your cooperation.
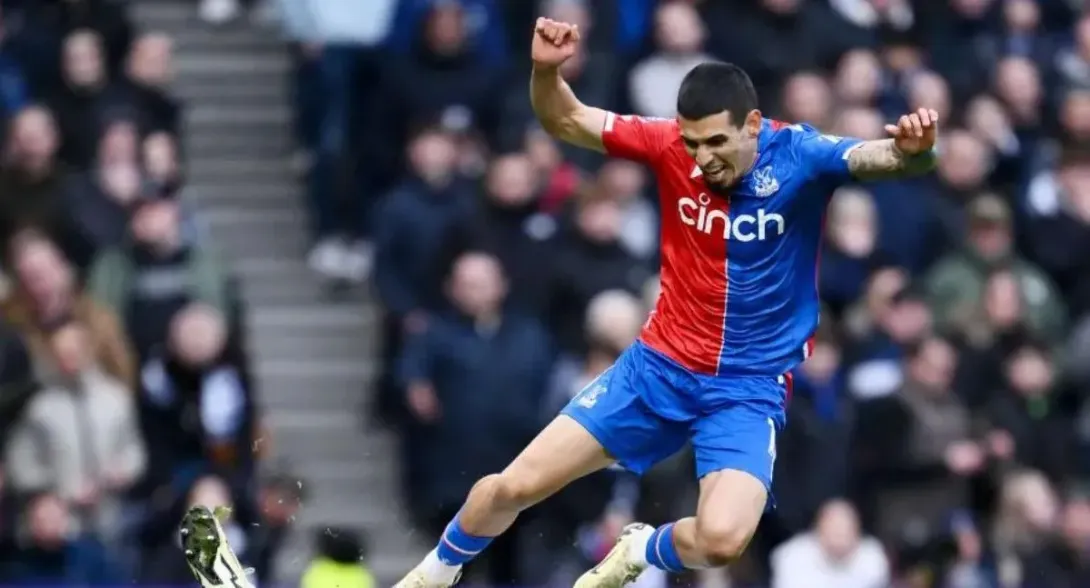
[739,139,761,175]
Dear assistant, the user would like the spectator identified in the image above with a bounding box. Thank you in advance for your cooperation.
[398,251,551,586]
[820,187,883,317]
[989,469,1065,585]
[956,269,1035,408]
[1023,148,1090,317]
[1055,492,1090,583]
[0,106,89,267]
[61,117,143,254]
[279,0,398,283]
[32,0,134,79]
[964,93,1030,188]
[547,193,648,354]
[372,123,474,423]
[833,49,885,108]
[6,493,125,584]
[142,131,183,191]
[904,70,951,127]
[932,130,991,221]
[994,56,1044,137]
[134,304,262,581]
[985,340,1078,482]
[48,29,121,169]
[770,499,889,588]
[853,335,978,546]
[138,304,257,493]
[372,0,506,190]
[374,124,473,321]
[842,267,932,400]
[999,0,1049,62]
[926,193,1065,343]
[118,33,180,137]
[831,106,885,141]
[1,230,135,388]
[591,160,656,262]
[779,72,834,128]
[628,1,713,119]
[4,319,145,544]
[445,152,555,314]
[524,127,585,214]
[279,0,398,166]
[87,187,231,358]
[386,0,508,67]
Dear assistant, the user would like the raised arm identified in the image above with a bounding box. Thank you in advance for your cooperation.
[530,18,609,152]
[847,108,940,181]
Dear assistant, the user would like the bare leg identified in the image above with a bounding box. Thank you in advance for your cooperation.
[673,469,768,568]
[395,415,614,587]
[459,415,614,536]
[571,469,768,588]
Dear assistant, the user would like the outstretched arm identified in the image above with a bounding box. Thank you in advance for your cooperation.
[530,64,608,153]
[847,108,940,182]
[846,139,938,181]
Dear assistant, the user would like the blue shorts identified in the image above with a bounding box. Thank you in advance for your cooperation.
[561,341,788,489]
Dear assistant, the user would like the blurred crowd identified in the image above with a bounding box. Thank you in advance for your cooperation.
[279,0,1090,586]
[0,0,306,584]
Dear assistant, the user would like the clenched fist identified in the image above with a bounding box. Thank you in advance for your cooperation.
[532,17,580,68]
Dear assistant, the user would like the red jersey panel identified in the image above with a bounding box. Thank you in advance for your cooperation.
[601,112,729,374]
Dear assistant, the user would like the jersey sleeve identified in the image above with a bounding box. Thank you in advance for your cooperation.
[790,124,864,184]
[600,112,676,164]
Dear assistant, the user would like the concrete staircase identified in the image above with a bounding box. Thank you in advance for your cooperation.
[128,2,426,582]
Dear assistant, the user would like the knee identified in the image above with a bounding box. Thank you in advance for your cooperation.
[695,519,754,568]
[478,471,545,512]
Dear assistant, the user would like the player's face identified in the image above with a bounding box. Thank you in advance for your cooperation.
[679,110,762,193]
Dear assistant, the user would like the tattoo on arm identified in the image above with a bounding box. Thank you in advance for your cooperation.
[846,139,937,181]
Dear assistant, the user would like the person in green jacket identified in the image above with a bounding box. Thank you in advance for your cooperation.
[926,194,1066,343]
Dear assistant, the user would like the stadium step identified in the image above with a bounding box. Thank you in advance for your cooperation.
[130,1,424,583]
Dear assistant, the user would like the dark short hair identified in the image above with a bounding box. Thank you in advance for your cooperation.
[676,62,759,126]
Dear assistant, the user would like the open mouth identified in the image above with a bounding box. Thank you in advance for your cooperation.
[705,167,733,182]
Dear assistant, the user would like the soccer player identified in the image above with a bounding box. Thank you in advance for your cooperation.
[394,18,939,588]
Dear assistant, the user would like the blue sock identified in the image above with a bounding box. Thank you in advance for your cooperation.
[434,514,493,566]
[645,523,685,572]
